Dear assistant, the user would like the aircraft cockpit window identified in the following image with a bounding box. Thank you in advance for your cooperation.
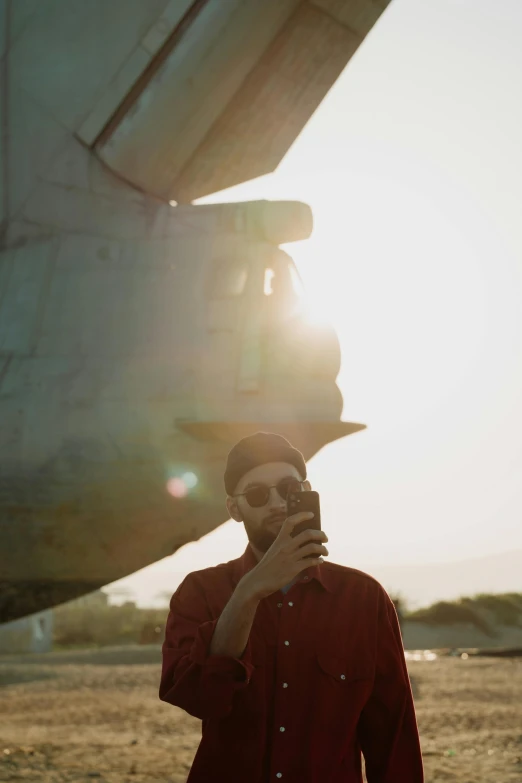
[265,256,304,303]
[264,268,275,295]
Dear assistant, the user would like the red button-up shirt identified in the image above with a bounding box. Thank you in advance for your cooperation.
[159,544,424,783]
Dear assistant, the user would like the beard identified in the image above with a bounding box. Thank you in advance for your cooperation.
[243,516,283,553]
[245,525,278,554]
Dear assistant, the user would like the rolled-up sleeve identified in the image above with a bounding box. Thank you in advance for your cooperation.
[357,588,424,782]
[159,574,255,720]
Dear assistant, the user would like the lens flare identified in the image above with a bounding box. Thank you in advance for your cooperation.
[182,471,198,489]
[167,477,188,498]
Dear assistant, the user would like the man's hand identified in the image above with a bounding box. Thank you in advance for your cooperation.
[240,513,329,601]
[207,513,327,664]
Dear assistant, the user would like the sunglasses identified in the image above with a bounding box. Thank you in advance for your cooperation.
[234,478,304,508]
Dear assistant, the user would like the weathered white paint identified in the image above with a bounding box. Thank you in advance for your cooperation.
[0,610,53,653]
[170,3,361,201]
[0,0,388,622]
[78,0,197,144]
[311,0,391,36]
[10,0,169,132]
[99,0,302,198]
[0,130,360,604]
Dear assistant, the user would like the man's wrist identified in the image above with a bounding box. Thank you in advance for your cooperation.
[236,571,264,604]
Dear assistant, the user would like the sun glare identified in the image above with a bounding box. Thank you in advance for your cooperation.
[287,262,332,326]
[264,268,275,295]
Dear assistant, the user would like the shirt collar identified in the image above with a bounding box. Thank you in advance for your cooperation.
[235,543,334,593]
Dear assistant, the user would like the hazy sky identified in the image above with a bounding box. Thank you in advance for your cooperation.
[106,0,522,607]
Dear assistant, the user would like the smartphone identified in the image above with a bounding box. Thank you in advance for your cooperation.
[287,490,322,539]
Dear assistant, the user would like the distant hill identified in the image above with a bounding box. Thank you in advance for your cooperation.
[401,591,522,650]
[359,549,522,610]
[103,547,522,612]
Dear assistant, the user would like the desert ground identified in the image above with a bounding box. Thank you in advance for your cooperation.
[0,646,521,783]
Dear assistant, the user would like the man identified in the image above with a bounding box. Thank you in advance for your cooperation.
[160,432,424,782]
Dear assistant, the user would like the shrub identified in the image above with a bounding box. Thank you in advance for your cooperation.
[405,600,495,637]
[464,593,522,627]
[404,592,522,637]
[53,596,168,649]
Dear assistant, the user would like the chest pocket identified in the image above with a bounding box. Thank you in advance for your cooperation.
[316,652,373,684]
[314,653,374,730]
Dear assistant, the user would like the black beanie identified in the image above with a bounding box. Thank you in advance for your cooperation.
[224,432,307,496]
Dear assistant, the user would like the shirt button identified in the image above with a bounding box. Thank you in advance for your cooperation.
[284,640,290,646]
[303,576,309,580]
[283,682,288,688]
[341,674,346,680]
[280,726,285,732]
[276,775,282,779]
[288,601,293,607]
[277,602,283,608]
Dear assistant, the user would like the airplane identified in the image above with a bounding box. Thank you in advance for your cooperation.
[0,0,390,622]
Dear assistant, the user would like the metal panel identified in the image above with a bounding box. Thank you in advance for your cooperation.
[310,0,391,37]
[78,0,196,144]
[141,0,196,55]
[10,0,170,132]
[0,240,57,354]
[97,0,301,199]
[10,0,40,43]
[172,3,360,201]
[0,0,5,229]
[77,46,152,146]
[7,88,70,218]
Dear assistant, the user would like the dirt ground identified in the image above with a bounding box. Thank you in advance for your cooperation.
[0,646,521,783]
